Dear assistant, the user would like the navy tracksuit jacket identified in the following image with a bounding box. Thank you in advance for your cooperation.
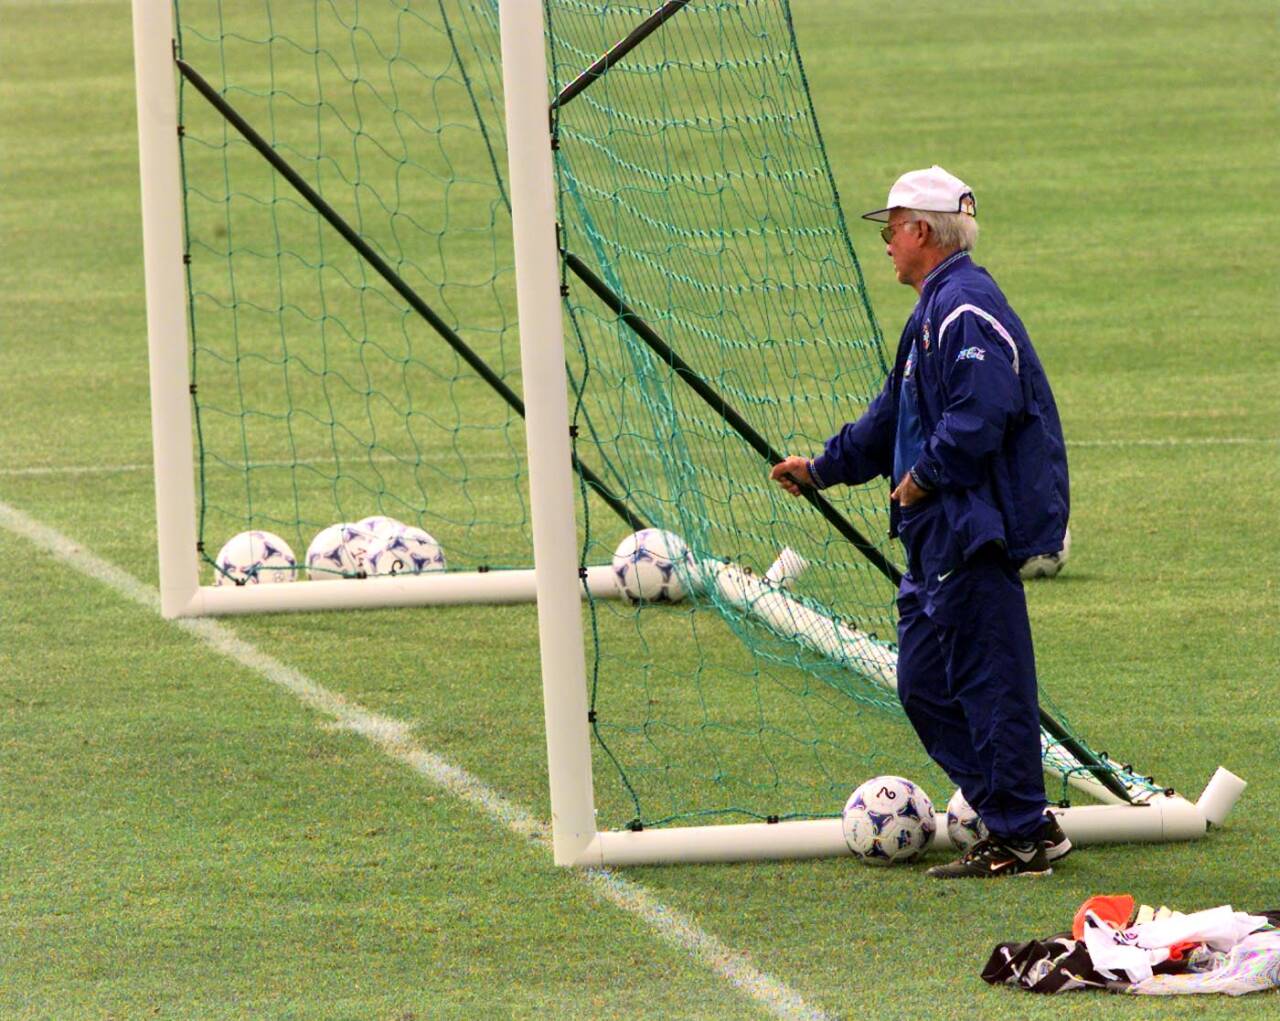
[811,251,1069,842]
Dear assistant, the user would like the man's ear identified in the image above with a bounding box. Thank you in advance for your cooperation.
[912,218,931,248]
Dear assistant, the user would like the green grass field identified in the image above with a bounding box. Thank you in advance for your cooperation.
[2,1,1278,1018]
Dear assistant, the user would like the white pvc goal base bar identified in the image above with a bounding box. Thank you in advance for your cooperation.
[164,565,621,617]
[567,767,1246,867]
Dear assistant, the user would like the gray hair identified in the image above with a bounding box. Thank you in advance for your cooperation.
[911,209,978,253]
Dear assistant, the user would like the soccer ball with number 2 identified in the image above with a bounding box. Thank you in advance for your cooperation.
[841,775,936,866]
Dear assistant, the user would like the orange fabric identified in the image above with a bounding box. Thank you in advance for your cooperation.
[1073,894,1136,940]
[1165,941,1200,962]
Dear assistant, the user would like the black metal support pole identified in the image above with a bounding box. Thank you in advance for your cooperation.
[551,0,690,110]
[175,58,647,536]
[1039,713,1134,804]
[563,250,902,584]
[563,249,1133,804]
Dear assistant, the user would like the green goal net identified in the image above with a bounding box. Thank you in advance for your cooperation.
[171,0,1157,832]
[545,1,916,824]
[175,0,529,573]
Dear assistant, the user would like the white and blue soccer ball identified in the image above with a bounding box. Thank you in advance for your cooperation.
[1020,526,1071,580]
[364,524,446,576]
[841,775,936,866]
[305,522,379,580]
[945,788,989,854]
[213,530,297,586]
[611,529,693,603]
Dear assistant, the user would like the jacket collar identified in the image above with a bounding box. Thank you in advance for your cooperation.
[920,250,970,303]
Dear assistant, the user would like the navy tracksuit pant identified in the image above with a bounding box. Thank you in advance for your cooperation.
[896,543,1048,843]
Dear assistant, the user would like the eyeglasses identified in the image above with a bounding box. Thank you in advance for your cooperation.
[879,220,918,244]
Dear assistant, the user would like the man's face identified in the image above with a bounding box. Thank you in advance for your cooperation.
[883,210,925,287]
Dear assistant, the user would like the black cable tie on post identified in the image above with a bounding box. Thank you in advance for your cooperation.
[626,818,644,832]
[568,424,579,438]
[477,564,490,573]
[177,124,185,138]
[188,383,197,395]
[578,566,588,579]
[183,253,191,265]
[559,283,569,297]
[587,710,597,723]
[766,815,780,825]
[195,541,205,554]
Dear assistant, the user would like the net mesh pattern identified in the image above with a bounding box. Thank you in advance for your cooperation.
[173,0,1158,828]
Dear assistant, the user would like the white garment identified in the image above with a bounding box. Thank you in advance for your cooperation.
[1081,911,1161,983]
[1081,906,1271,984]
[1131,905,1269,953]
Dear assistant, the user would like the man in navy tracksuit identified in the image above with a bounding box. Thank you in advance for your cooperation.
[772,166,1071,877]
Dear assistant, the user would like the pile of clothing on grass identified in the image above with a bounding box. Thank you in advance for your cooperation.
[983,894,1280,996]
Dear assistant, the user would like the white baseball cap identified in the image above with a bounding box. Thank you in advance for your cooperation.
[861,165,977,222]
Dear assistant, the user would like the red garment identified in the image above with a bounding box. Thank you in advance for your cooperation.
[1073,894,1135,939]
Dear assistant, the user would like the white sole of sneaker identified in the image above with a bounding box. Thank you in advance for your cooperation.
[1045,840,1072,862]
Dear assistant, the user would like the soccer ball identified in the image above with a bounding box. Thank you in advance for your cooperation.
[841,775,936,866]
[355,514,405,539]
[945,788,989,853]
[1020,526,1071,580]
[365,525,446,576]
[305,522,378,580]
[611,529,693,603]
[213,530,297,585]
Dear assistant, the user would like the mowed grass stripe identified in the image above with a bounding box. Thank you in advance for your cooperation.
[0,497,832,1021]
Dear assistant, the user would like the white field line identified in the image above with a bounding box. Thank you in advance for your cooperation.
[1,435,1275,478]
[0,499,831,1021]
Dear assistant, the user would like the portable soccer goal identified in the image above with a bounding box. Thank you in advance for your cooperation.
[132,0,1242,865]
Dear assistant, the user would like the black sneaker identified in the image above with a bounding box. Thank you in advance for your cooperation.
[926,837,1052,879]
[1042,812,1072,862]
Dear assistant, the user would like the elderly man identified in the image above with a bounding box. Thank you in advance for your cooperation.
[771,166,1071,878]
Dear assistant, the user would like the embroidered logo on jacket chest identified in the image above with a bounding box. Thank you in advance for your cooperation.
[922,320,932,352]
